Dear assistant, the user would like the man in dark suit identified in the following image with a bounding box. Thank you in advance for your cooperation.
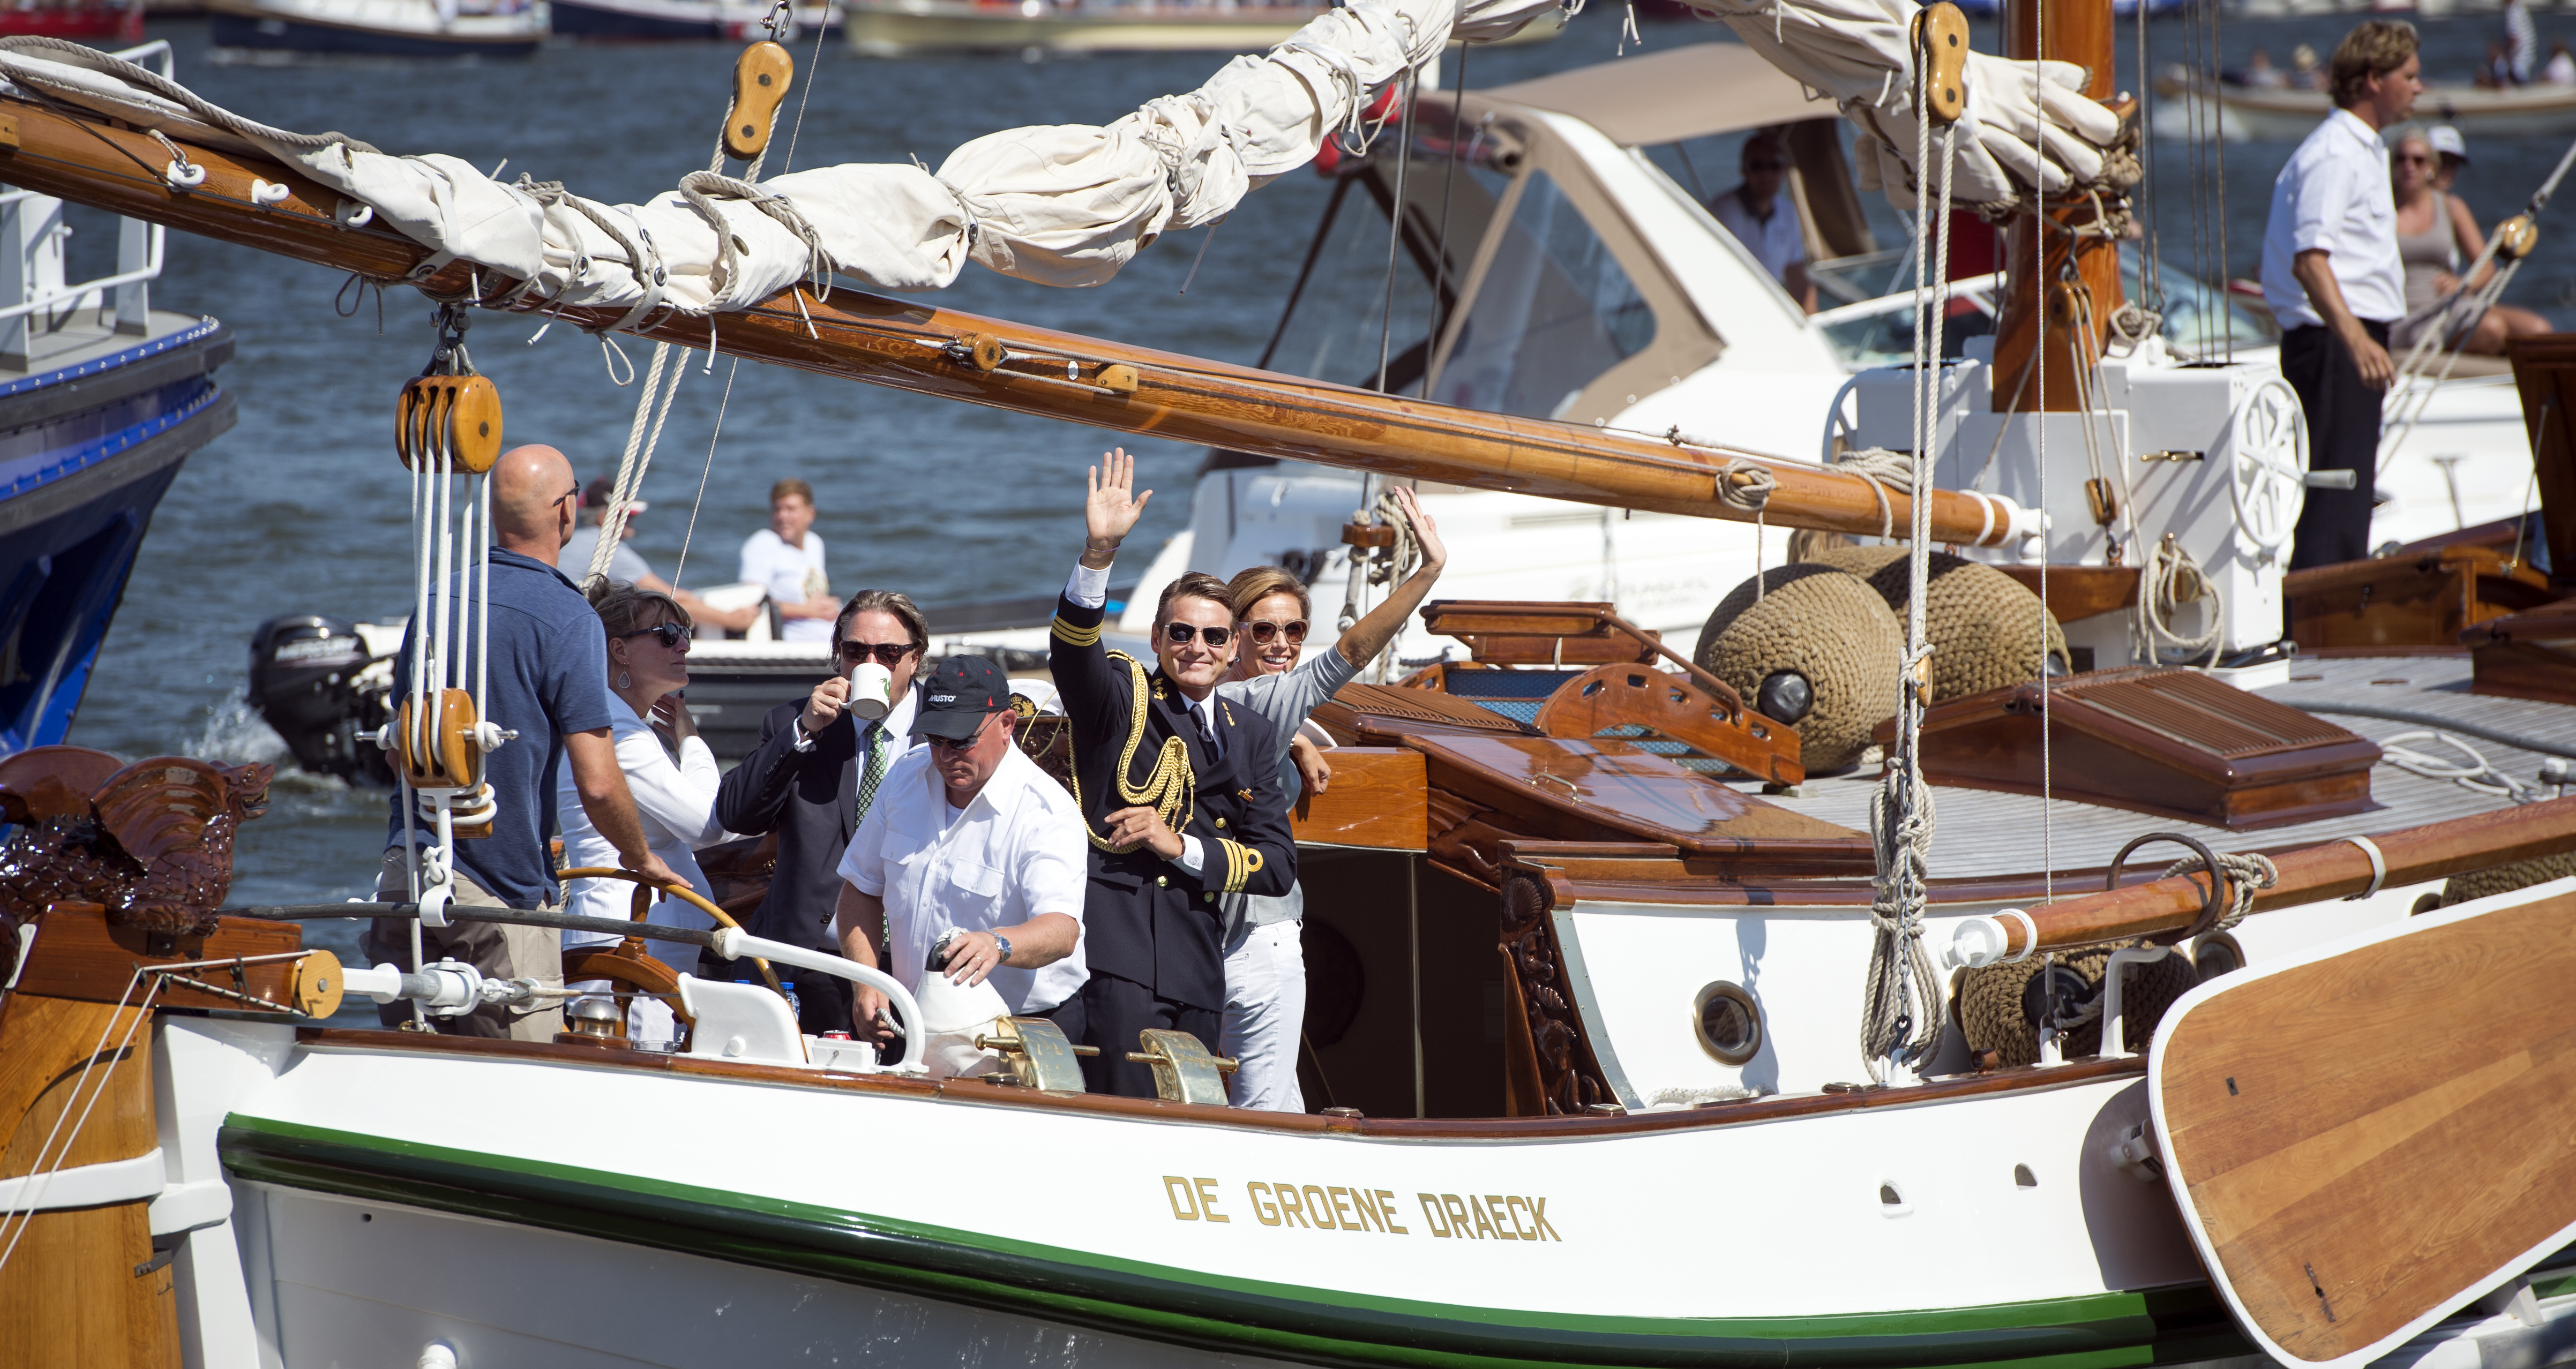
[715,589,930,1034]
[1053,448,1297,1098]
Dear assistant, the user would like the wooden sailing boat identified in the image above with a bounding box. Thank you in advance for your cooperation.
[2,8,2574,1369]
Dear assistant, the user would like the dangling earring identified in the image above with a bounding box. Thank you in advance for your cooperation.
[617,670,632,690]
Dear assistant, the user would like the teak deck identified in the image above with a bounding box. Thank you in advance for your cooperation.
[2153,884,2576,1367]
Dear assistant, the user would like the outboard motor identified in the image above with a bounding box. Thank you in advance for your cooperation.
[248,615,390,785]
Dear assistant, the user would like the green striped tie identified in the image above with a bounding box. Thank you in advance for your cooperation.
[853,723,890,827]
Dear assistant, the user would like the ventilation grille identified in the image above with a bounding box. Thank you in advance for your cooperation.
[2058,668,2354,759]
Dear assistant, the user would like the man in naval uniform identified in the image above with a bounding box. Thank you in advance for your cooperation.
[1051,448,1298,1099]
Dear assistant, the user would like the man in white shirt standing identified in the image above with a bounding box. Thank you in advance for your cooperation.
[833,655,1089,1042]
[2259,20,2420,575]
[1709,131,1816,313]
[738,478,836,643]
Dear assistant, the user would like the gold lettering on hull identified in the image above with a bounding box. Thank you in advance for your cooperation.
[1169,1178,1553,1240]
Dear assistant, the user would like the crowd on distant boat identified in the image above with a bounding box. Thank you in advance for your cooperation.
[2221,0,2576,89]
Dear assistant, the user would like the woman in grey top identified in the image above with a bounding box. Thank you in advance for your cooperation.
[1211,487,1447,1111]
[2386,129,2549,356]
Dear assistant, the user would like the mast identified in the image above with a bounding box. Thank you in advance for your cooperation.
[1988,0,2125,413]
[0,91,2036,551]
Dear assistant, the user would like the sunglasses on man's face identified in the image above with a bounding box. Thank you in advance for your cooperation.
[925,714,998,750]
[1163,622,1235,649]
[1241,619,1309,645]
[836,640,917,666]
[618,622,688,649]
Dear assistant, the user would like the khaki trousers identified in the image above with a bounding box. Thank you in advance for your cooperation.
[365,847,564,1041]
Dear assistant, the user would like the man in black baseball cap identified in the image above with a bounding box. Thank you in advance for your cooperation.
[830,653,1091,1054]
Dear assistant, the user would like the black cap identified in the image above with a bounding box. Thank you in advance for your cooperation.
[911,656,1010,740]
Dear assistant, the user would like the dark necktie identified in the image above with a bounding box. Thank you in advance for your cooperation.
[1197,706,1223,764]
[853,722,890,825]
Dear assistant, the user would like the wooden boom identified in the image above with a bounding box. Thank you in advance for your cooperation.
[0,93,2033,546]
[1993,796,2576,954]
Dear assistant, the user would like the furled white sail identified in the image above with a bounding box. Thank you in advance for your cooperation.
[0,0,2117,328]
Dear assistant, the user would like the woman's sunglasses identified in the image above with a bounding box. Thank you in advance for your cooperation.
[619,622,688,649]
[836,640,917,665]
[2398,152,2436,166]
[1163,622,1235,648]
[1241,619,1310,645]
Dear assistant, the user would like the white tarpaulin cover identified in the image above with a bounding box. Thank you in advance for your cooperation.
[0,0,2117,327]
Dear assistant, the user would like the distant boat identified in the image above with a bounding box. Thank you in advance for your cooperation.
[2157,67,2576,139]
[844,0,1554,56]
[206,0,549,57]
[551,0,835,41]
[0,0,144,41]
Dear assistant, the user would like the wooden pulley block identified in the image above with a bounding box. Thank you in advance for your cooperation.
[1912,3,1970,125]
[2046,282,2089,329]
[2085,476,2119,528]
[291,949,346,1019]
[392,687,485,792]
[396,374,504,473]
[2494,214,2538,261]
[724,41,795,162]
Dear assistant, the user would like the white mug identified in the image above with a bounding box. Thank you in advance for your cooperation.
[848,661,894,721]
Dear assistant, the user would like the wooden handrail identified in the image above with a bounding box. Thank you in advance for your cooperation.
[0,93,2033,546]
[1990,797,2576,955]
[556,867,784,996]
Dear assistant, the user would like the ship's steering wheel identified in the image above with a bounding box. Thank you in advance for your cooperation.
[2226,378,2309,558]
[554,868,783,1048]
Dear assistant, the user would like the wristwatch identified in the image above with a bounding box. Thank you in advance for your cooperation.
[990,933,1013,965]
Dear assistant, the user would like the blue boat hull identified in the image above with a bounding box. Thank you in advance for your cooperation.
[0,322,236,759]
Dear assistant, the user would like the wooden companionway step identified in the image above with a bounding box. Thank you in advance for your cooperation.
[2150,877,2576,1368]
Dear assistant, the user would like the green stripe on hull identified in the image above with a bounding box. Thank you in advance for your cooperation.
[220,1117,2246,1369]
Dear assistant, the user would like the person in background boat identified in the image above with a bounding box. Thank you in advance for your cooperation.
[831,655,1088,1048]
[2478,41,2517,91]
[1708,131,1817,313]
[2505,0,2538,85]
[1210,487,1447,1112]
[564,477,759,634]
[716,589,930,1033]
[2230,48,2290,90]
[365,444,683,1040]
[557,582,727,1047]
[739,478,835,643]
[1054,447,1297,1099]
[2293,44,2327,92]
[2429,124,2468,192]
[2261,20,2419,580]
[2388,128,2553,358]
[2545,38,2576,86]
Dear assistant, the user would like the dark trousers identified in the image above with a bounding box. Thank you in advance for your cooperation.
[2282,320,2390,576]
[1073,972,1220,1099]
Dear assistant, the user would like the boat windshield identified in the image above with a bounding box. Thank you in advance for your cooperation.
[1430,169,1656,419]
[1805,246,2273,371]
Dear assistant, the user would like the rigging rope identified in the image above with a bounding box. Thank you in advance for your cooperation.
[586,342,686,588]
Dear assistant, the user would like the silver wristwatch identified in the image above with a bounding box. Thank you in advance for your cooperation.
[991,933,1013,965]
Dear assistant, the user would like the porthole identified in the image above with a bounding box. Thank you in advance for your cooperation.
[2192,932,2245,983]
[1693,981,1763,1065]
[2013,1164,2038,1189]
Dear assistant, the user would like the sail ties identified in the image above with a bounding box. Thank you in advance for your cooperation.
[678,171,833,312]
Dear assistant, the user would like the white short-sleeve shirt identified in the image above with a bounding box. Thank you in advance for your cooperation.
[835,743,1089,1014]
[739,528,832,642]
[2260,109,2406,329]
[1710,186,1806,287]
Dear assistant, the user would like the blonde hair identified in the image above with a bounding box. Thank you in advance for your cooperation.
[1227,566,1311,621]
[769,477,814,508]
[587,580,692,641]
[2332,20,2417,107]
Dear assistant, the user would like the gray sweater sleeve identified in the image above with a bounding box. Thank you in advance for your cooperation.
[1214,646,1362,803]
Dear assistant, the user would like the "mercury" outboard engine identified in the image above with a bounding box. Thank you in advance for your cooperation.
[247,614,394,786]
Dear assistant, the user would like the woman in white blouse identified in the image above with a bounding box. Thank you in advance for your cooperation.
[557,583,729,1044]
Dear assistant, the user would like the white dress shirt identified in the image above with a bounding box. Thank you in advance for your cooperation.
[557,696,728,1040]
[2260,109,2406,329]
[836,743,1090,1014]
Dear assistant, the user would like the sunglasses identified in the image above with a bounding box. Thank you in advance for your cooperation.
[619,622,688,649]
[925,714,999,750]
[1241,619,1309,645]
[2398,153,2436,165]
[1163,622,1235,648]
[836,640,917,665]
[1746,160,1790,172]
